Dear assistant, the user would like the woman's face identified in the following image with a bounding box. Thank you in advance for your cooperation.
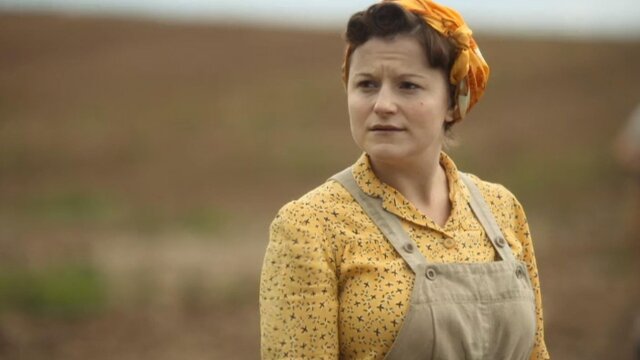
[347,35,454,165]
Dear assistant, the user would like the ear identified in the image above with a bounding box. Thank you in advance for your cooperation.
[444,106,456,123]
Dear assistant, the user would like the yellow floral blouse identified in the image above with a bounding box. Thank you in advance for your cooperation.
[260,152,550,359]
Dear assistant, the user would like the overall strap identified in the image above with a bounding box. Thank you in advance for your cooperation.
[330,168,428,274]
[458,172,515,262]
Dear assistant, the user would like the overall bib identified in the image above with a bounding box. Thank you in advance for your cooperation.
[332,168,537,360]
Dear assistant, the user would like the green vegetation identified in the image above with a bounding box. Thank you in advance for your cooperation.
[23,192,121,224]
[0,264,107,318]
[177,207,230,234]
[13,191,231,235]
[126,205,231,235]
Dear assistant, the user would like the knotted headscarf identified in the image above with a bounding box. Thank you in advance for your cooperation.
[343,0,490,120]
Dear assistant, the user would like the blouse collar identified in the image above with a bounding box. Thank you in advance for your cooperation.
[351,152,471,235]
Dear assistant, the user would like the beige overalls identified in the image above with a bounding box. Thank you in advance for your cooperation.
[332,168,537,360]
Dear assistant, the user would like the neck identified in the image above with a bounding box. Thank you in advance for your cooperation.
[369,149,447,206]
[368,147,452,226]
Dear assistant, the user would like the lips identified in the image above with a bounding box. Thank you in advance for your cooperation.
[370,124,405,132]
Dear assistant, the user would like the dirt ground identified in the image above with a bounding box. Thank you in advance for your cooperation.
[1,12,640,359]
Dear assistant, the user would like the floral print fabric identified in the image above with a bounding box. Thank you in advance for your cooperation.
[260,152,550,359]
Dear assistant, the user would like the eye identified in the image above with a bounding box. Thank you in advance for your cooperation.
[399,81,420,90]
[356,80,378,89]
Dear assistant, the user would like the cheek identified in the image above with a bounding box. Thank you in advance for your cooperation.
[347,97,363,135]
[347,100,365,148]
[416,95,449,116]
[348,95,367,123]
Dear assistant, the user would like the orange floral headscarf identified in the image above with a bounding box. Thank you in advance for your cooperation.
[342,0,490,120]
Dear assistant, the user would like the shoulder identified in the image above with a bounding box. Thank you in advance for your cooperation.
[461,172,529,233]
[461,172,523,210]
[268,179,354,264]
[461,172,532,257]
[271,179,353,231]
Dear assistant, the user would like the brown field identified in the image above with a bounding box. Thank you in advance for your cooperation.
[1,12,640,359]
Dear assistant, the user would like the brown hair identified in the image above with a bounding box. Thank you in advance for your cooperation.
[342,2,459,129]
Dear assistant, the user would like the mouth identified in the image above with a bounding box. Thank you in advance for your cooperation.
[369,124,405,132]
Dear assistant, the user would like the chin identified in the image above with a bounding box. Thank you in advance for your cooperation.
[363,143,413,165]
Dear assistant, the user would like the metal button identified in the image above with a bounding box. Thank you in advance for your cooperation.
[402,243,414,253]
[443,238,456,249]
[495,237,506,248]
[516,266,526,279]
[425,267,437,280]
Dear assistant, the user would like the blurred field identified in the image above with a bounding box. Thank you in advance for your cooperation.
[1,12,640,359]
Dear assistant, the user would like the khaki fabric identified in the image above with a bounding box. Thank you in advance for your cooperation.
[332,169,536,360]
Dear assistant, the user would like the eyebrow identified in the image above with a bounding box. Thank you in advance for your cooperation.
[398,73,428,80]
[351,72,375,78]
[352,71,427,79]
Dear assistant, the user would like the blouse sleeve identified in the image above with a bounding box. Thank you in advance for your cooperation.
[259,200,340,359]
[510,195,551,360]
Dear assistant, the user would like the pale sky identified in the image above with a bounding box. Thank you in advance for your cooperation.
[1,0,639,40]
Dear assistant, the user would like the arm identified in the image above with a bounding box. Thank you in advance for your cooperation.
[614,132,640,173]
[510,196,551,360]
[259,201,340,359]
[614,105,640,173]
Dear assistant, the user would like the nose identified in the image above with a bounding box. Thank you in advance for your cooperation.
[373,85,397,117]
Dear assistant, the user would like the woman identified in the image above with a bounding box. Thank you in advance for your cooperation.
[260,0,550,359]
